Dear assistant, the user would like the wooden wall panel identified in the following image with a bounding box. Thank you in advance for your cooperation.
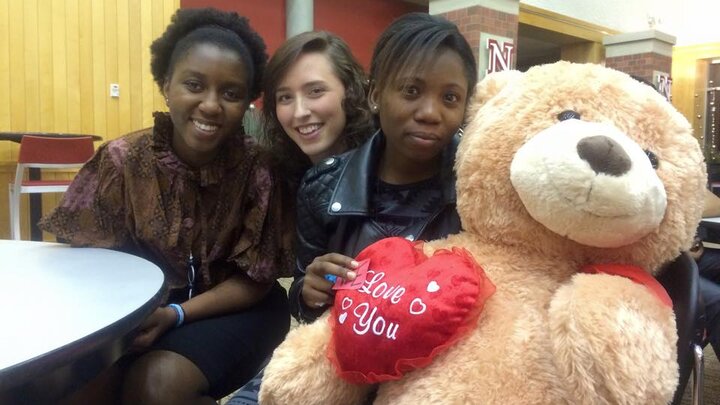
[0,1,9,163]
[66,0,81,133]
[0,0,178,142]
[78,0,94,135]
[0,0,179,240]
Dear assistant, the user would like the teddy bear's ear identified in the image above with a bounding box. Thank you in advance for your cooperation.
[467,70,522,118]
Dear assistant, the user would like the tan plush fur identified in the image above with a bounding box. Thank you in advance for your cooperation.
[259,62,707,404]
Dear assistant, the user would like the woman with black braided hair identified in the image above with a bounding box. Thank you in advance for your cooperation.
[41,8,293,404]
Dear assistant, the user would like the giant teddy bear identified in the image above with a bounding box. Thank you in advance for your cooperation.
[259,61,707,404]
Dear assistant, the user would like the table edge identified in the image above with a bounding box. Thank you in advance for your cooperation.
[0,133,103,142]
[0,280,166,396]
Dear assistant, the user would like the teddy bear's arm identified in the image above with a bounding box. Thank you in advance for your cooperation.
[259,315,372,405]
[548,273,678,405]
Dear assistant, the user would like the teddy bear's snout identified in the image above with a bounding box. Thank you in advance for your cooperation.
[510,119,667,248]
[577,135,631,177]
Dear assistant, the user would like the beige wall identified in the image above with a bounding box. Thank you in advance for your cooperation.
[0,0,179,239]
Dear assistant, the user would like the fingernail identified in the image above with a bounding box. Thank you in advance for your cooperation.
[346,271,357,280]
[350,260,359,268]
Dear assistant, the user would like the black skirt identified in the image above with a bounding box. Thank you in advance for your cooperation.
[152,282,290,398]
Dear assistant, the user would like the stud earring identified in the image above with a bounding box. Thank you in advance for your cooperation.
[371,105,378,112]
[165,97,169,104]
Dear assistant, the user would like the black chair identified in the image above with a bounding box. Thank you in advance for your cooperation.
[656,252,705,405]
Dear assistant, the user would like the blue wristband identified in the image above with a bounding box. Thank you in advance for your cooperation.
[167,303,184,328]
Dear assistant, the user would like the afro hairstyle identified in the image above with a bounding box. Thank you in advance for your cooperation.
[150,7,267,101]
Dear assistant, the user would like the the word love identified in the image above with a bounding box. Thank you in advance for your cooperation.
[358,270,406,303]
[337,271,441,341]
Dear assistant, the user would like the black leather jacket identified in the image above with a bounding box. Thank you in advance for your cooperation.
[289,131,462,322]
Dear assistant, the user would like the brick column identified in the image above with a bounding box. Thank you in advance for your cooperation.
[430,0,520,80]
[603,30,676,88]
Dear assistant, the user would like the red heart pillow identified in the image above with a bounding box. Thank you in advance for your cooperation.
[327,237,495,384]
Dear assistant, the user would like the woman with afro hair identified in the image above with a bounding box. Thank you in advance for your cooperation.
[41,8,293,404]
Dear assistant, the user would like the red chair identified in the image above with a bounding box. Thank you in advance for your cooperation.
[8,135,95,240]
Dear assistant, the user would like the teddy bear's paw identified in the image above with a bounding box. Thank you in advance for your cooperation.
[259,316,372,405]
[548,273,677,405]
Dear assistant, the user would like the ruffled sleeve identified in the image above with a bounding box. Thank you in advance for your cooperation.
[227,160,295,284]
[40,140,131,248]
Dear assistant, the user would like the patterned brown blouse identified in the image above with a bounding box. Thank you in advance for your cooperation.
[40,113,294,301]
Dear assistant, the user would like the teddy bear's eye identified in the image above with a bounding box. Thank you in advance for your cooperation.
[557,110,581,121]
[644,149,659,169]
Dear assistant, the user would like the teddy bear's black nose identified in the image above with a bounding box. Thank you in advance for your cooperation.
[577,135,632,176]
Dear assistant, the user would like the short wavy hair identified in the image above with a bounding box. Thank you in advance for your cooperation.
[260,31,373,186]
[150,7,267,101]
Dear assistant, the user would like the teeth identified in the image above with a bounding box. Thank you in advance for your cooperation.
[297,124,321,135]
[193,120,218,132]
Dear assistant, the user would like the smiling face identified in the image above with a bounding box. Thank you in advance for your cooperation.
[370,48,468,181]
[163,43,249,167]
[275,52,348,163]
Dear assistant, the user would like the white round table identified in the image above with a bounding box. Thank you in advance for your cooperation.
[0,240,165,403]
